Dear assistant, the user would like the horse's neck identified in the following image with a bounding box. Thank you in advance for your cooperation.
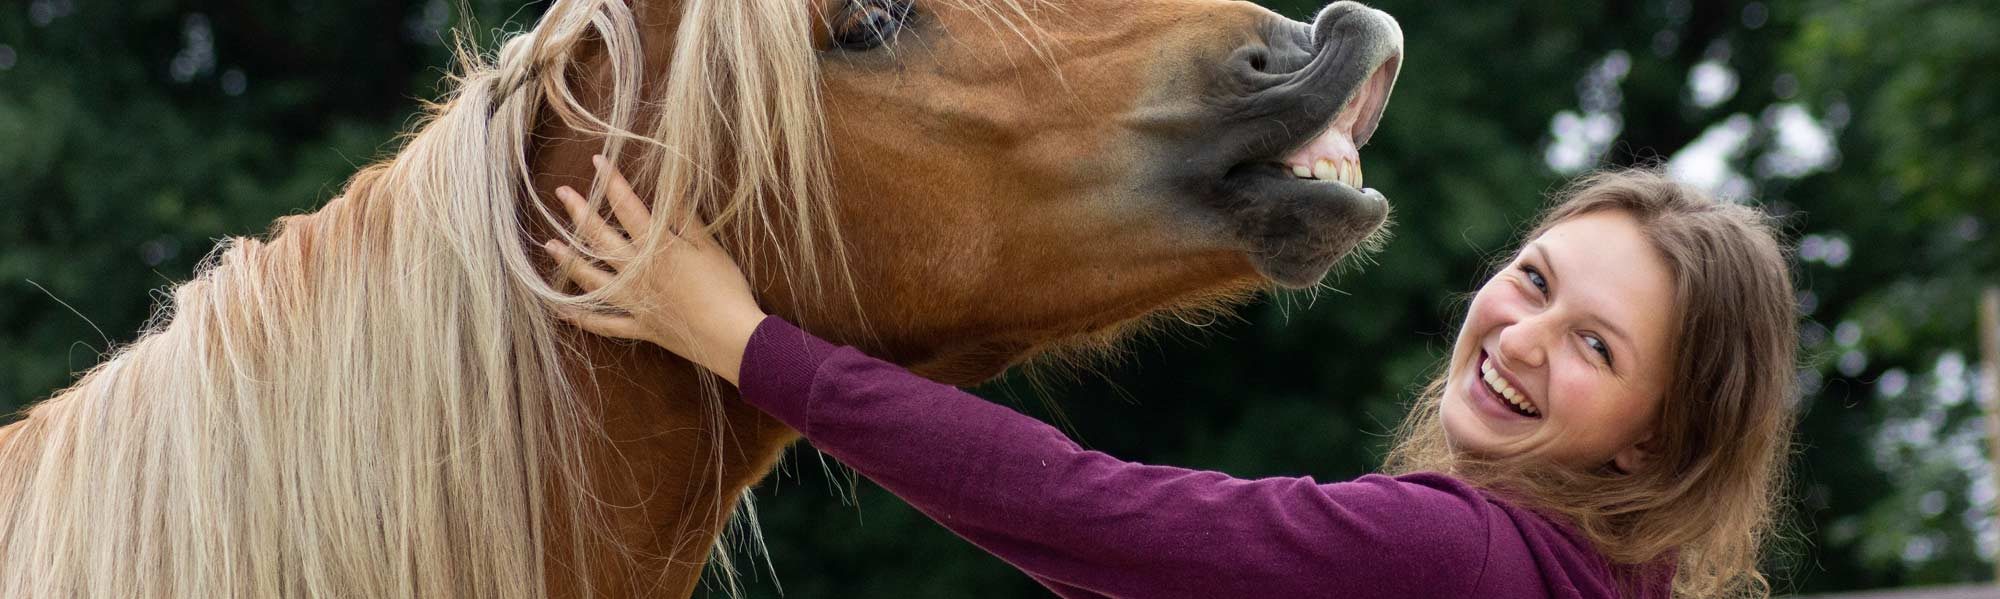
[529,141,800,595]
[551,333,800,597]
[527,8,810,586]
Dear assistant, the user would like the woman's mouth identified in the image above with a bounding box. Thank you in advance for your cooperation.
[1474,350,1541,419]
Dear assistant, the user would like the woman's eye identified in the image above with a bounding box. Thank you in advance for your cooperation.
[1520,265,1548,294]
[832,1,913,51]
[1585,335,1614,365]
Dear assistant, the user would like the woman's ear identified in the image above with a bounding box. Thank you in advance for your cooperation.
[1612,429,1661,475]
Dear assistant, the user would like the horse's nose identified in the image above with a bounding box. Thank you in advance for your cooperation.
[1232,3,1403,78]
[1311,2,1404,58]
[1230,18,1312,76]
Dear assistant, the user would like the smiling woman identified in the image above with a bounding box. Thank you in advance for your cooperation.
[1388,169,1800,599]
[1442,209,1679,472]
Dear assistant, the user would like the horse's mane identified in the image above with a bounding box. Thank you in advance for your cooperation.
[0,0,846,595]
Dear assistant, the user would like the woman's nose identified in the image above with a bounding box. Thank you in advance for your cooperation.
[1496,317,1552,370]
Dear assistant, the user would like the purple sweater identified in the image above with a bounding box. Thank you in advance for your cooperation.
[741,317,1671,598]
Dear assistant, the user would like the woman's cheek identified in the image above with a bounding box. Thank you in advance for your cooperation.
[1477,277,1518,310]
[1484,280,1530,318]
[1550,365,1599,430]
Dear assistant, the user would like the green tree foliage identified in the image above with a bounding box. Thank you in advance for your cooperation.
[0,1,1990,596]
[0,0,545,402]
[1773,0,2000,587]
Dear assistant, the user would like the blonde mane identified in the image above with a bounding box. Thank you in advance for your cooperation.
[0,0,846,595]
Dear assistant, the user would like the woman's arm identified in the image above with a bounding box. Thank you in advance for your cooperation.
[542,158,1499,598]
[739,316,1500,598]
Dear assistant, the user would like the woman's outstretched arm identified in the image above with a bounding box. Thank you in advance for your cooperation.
[735,316,1506,598]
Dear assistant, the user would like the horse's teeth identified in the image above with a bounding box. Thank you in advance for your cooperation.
[1295,159,1366,186]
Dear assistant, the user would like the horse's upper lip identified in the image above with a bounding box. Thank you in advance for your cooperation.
[1243,5,1402,179]
[1304,3,1403,149]
[1179,4,1403,189]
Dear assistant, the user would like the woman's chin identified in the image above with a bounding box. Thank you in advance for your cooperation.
[1441,384,1523,459]
[1440,388,1495,455]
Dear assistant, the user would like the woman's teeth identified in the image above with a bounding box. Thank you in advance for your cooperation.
[1481,358,1539,416]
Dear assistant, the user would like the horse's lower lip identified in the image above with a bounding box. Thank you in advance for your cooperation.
[1211,163,1390,289]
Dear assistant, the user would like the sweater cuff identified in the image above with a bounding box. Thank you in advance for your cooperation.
[738,316,840,433]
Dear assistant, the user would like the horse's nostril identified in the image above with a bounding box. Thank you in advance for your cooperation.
[1246,52,1269,73]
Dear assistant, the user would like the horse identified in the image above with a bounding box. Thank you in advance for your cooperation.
[0,0,1403,596]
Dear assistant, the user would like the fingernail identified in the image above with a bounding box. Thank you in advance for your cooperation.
[556,186,577,199]
[591,154,608,169]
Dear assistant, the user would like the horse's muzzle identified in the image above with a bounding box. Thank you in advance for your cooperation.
[1180,2,1405,288]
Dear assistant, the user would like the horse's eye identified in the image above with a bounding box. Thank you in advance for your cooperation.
[831,1,913,51]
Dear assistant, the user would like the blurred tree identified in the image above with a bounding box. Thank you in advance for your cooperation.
[1770,0,2000,588]
[0,0,541,405]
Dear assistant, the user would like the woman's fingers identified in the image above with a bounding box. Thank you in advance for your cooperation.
[552,305,656,343]
[591,155,654,236]
[544,240,614,292]
[555,186,632,267]
[544,239,660,344]
[591,154,726,251]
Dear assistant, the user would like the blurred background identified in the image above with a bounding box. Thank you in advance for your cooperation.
[1,0,1995,596]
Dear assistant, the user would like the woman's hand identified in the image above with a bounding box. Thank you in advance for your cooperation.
[543,155,768,385]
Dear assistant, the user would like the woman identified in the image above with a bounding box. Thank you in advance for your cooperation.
[543,157,1798,599]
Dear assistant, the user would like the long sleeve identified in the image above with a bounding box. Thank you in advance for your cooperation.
[740,317,1553,598]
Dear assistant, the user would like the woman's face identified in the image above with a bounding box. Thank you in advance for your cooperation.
[1441,210,1677,472]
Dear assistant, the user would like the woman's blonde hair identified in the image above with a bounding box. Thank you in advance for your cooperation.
[1382,168,1800,598]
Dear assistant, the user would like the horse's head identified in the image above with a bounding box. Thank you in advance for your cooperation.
[537,0,1400,384]
[793,1,1403,382]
